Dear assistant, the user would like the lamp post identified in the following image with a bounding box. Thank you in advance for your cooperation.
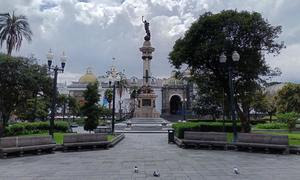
[183,98,187,121]
[109,80,119,134]
[47,49,67,138]
[219,50,240,142]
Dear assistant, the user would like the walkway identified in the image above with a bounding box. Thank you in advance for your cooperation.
[1,134,300,179]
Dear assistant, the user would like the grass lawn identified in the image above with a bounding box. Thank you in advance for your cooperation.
[107,134,116,142]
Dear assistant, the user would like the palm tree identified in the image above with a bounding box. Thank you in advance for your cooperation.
[116,78,128,120]
[104,89,113,110]
[0,12,32,56]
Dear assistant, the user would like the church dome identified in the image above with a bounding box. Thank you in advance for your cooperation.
[79,68,97,84]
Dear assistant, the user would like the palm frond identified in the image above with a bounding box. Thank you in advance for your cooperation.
[0,12,32,55]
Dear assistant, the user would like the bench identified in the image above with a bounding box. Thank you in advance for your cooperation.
[0,136,56,158]
[181,131,228,150]
[233,133,289,154]
[62,134,109,151]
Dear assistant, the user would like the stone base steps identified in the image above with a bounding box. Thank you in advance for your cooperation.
[115,117,172,132]
[128,118,168,124]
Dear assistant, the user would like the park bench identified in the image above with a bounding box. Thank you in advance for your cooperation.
[233,133,289,154]
[181,131,228,150]
[62,134,109,151]
[0,136,56,158]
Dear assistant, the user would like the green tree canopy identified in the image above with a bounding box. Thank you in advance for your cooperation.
[81,82,101,132]
[0,54,52,136]
[68,96,80,120]
[276,83,300,113]
[169,10,284,132]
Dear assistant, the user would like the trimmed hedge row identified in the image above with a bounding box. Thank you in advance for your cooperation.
[188,119,266,125]
[5,121,69,136]
[172,122,242,139]
[255,123,288,130]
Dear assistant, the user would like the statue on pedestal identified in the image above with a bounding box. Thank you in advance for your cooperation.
[142,16,151,41]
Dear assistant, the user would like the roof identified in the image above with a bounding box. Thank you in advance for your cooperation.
[79,68,97,84]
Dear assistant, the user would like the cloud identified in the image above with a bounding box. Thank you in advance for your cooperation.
[0,0,299,84]
[267,44,300,83]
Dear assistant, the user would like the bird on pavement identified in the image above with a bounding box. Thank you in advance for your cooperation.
[153,170,160,177]
[233,167,239,174]
[134,166,138,173]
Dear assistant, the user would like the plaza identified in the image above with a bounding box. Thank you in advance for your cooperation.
[2,1,300,180]
[1,133,300,180]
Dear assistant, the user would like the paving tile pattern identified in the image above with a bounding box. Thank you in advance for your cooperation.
[1,134,300,180]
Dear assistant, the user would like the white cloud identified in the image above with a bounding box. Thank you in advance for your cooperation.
[267,44,300,83]
[0,0,299,84]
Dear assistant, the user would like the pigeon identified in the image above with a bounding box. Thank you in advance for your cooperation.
[233,167,239,175]
[134,166,138,173]
[153,170,160,177]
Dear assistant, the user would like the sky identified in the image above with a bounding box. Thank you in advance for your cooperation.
[0,0,300,84]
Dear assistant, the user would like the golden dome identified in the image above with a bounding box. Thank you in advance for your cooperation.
[79,68,97,84]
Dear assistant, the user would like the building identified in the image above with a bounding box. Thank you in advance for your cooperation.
[67,65,196,117]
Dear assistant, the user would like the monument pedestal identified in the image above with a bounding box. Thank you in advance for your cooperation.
[134,86,160,118]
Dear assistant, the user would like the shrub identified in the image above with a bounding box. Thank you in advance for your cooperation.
[256,123,287,129]
[172,122,242,138]
[276,112,299,132]
[54,121,69,132]
[188,119,266,125]
[74,118,85,126]
[5,121,69,136]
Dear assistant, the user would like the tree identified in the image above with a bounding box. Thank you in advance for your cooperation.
[104,89,113,110]
[57,94,68,121]
[265,95,277,122]
[129,87,138,117]
[0,12,32,55]
[192,75,223,120]
[0,54,52,136]
[68,96,80,121]
[277,112,299,132]
[15,96,49,121]
[169,10,284,132]
[276,83,300,113]
[81,82,100,132]
[116,78,128,120]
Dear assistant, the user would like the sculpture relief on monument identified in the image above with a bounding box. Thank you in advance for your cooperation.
[133,17,160,118]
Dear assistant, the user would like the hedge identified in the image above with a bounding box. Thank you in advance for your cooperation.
[255,122,288,130]
[172,122,242,138]
[188,119,266,125]
[5,121,69,136]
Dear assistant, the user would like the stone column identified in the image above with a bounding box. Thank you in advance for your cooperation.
[140,40,155,86]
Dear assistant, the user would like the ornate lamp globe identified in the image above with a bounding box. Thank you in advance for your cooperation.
[47,49,54,68]
[60,51,67,70]
[219,52,227,63]
[232,51,240,62]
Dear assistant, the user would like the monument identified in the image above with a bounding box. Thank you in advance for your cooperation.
[133,17,160,118]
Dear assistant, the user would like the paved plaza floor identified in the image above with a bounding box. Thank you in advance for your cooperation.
[1,133,300,180]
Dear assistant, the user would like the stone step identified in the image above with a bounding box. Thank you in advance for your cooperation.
[130,126,163,131]
[128,118,167,124]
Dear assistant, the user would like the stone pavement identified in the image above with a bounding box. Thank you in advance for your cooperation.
[1,134,300,180]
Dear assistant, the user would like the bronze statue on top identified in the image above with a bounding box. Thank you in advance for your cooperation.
[142,16,150,41]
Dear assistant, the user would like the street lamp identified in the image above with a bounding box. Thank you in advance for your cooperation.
[219,50,240,142]
[182,80,189,121]
[47,49,67,137]
[183,98,187,121]
[109,80,119,134]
